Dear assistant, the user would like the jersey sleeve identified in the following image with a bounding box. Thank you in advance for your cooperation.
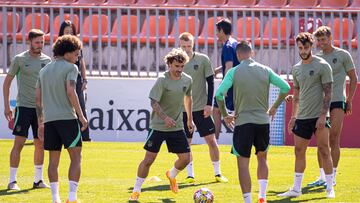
[321,63,333,84]
[36,77,41,88]
[342,50,355,72]
[66,65,79,81]
[268,68,291,94]
[203,55,214,78]
[186,77,192,96]
[222,44,235,64]
[291,67,299,88]
[215,67,236,101]
[149,77,164,102]
[8,56,20,76]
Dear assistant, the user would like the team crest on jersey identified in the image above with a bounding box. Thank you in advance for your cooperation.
[147,141,153,147]
[333,58,337,64]
[183,86,187,92]
[41,63,46,68]
[193,64,199,70]
[309,70,314,76]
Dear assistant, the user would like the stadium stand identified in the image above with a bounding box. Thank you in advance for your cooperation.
[319,0,349,8]
[101,15,138,43]
[81,14,108,43]
[254,17,293,46]
[347,0,360,9]
[166,0,195,6]
[328,17,354,46]
[76,0,106,6]
[136,0,166,6]
[196,0,227,7]
[16,13,49,41]
[130,15,168,43]
[237,17,261,40]
[105,0,136,6]
[352,37,358,48]
[226,0,257,7]
[0,12,19,40]
[298,18,323,33]
[45,14,80,42]
[197,17,221,45]
[160,16,200,44]
[8,0,46,5]
[47,0,77,5]
[287,0,319,8]
[257,0,288,7]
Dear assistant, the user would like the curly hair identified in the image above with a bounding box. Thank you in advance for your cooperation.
[314,26,332,38]
[163,48,189,65]
[295,32,314,46]
[53,35,82,57]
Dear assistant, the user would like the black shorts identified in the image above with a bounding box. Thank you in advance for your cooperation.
[292,117,331,140]
[44,119,82,151]
[330,101,346,113]
[144,129,190,153]
[231,123,270,158]
[213,86,234,111]
[12,106,38,139]
[183,111,215,138]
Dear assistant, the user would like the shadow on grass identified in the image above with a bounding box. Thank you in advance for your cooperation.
[127,181,216,193]
[267,185,327,202]
[128,198,176,203]
[0,187,33,196]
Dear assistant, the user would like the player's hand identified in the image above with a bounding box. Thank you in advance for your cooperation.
[285,95,293,103]
[203,105,212,118]
[288,117,296,135]
[164,116,176,128]
[345,100,352,115]
[79,116,88,131]
[81,82,87,91]
[4,106,12,121]
[267,106,277,121]
[224,115,235,130]
[38,123,44,142]
[316,115,326,130]
[187,119,195,134]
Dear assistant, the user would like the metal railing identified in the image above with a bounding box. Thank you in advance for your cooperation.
[1,5,360,77]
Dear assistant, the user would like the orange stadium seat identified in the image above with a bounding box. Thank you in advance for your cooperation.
[76,0,106,5]
[131,15,168,43]
[226,0,257,7]
[166,0,195,6]
[0,12,19,40]
[287,0,319,8]
[319,0,349,8]
[237,17,260,40]
[160,16,200,44]
[328,18,354,46]
[45,14,80,42]
[196,0,227,7]
[351,37,358,48]
[105,0,136,5]
[47,0,77,5]
[82,14,108,43]
[197,17,222,45]
[136,0,166,6]
[10,0,46,4]
[254,17,293,46]
[16,13,49,41]
[101,15,138,43]
[257,0,288,7]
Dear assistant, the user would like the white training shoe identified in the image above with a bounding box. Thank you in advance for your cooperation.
[7,181,20,190]
[278,188,302,197]
[326,189,336,198]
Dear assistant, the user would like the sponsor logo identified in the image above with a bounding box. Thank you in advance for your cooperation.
[193,64,199,70]
[333,58,337,64]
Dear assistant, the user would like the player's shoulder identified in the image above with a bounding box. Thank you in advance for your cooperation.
[40,52,51,61]
[194,52,210,61]
[292,60,302,70]
[13,50,29,60]
[181,72,192,82]
[334,46,352,58]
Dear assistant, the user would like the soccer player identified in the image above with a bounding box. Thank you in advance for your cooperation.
[2,29,51,190]
[179,32,228,184]
[278,32,335,198]
[36,35,88,203]
[216,41,290,203]
[129,48,193,201]
[213,18,240,140]
[307,26,358,187]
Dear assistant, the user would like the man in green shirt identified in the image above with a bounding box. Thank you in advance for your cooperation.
[130,48,194,201]
[279,32,335,198]
[216,41,290,203]
[306,26,358,187]
[36,35,88,203]
[179,32,228,184]
[2,29,51,190]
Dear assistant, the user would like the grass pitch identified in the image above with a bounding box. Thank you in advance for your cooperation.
[0,140,359,202]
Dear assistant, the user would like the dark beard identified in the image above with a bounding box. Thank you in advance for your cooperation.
[299,52,311,60]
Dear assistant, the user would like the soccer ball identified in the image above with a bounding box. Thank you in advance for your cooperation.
[193,188,214,203]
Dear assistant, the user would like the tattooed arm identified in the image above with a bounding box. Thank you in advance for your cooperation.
[150,98,175,128]
[316,82,332,129]
[35,85,44,141]
[66,80,88,131]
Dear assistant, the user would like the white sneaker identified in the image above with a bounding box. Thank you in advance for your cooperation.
[7,181,20,190]
[326,189,335,198]
[278,188,301,197]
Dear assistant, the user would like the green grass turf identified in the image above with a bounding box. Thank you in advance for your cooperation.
[0,139,359,202]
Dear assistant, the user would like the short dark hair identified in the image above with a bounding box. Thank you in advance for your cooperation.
[216,18,232,35]
[53,35,82,57]
[58,20,77,36]
[295,32,314,46]
[314,26,332,38]
[179,32,194,42]
[28,29,45,41]
[236,40,252,53]
[164,48,189,65]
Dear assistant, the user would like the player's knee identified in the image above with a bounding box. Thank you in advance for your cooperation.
[143,157,155,167]
[294,146,306,157]
[318,146,330,159]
